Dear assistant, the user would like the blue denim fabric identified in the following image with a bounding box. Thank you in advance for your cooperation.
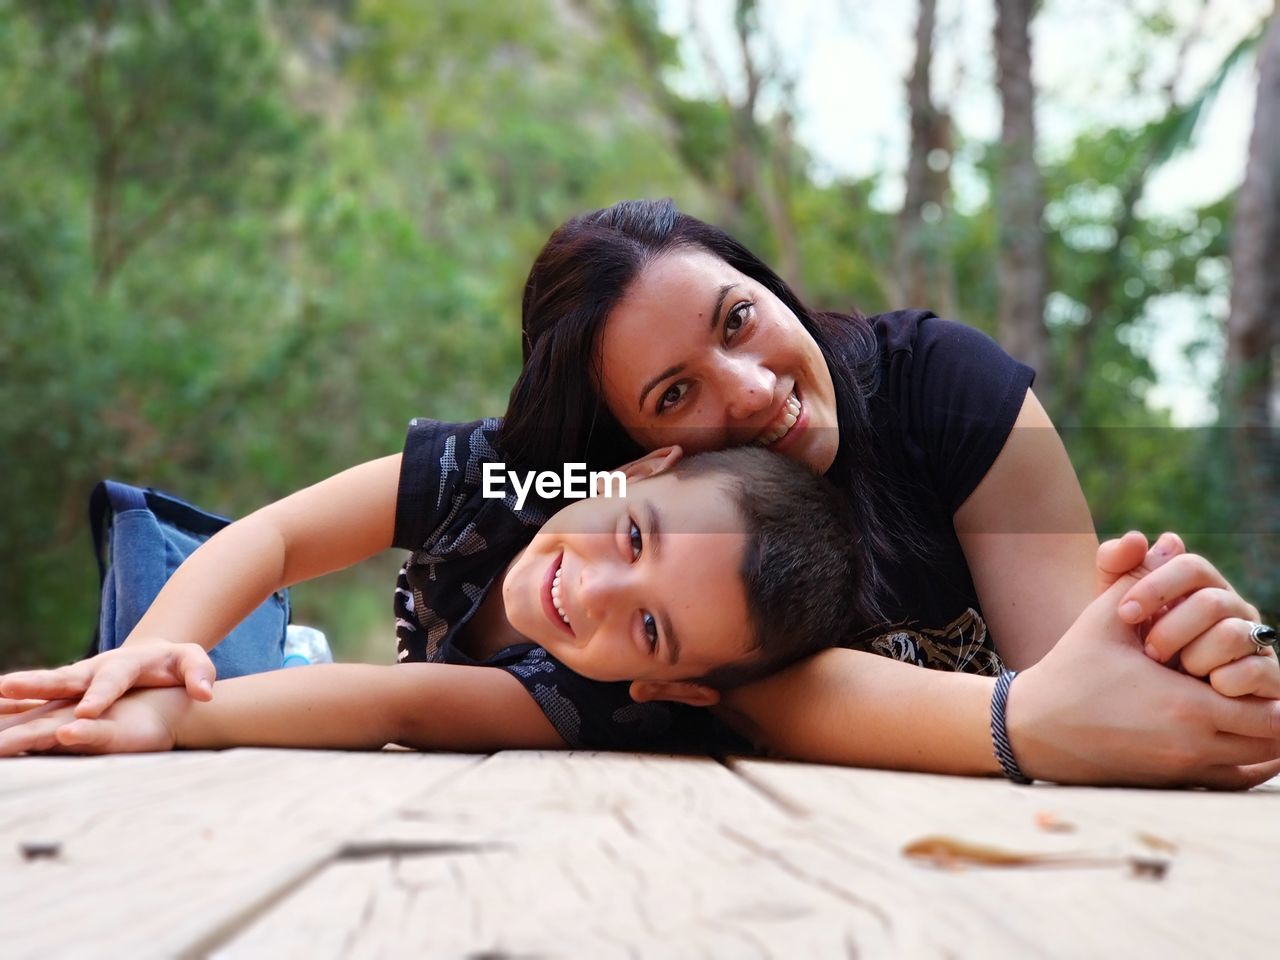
[97,508,287,678]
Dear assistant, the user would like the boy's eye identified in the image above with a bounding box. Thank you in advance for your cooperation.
[725,301,753,337]
[629,518,643,561]
[656,382,688,414]
[642,612,659,652]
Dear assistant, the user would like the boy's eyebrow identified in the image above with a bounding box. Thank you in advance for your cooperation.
[646,502,681,666]
[635,283,737,412]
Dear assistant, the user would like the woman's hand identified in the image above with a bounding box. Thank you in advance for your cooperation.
[1008,552,1280,788]
[0,643,216,721]
[0,689,179,756]
[1098,531,1278,698]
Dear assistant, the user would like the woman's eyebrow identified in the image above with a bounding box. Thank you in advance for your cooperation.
[646,502,681,666]
[638,363,684,411]
[635,283,738,412]
[707,282,737,331]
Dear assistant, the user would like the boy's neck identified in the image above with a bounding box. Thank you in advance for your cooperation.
[454,552,534,661]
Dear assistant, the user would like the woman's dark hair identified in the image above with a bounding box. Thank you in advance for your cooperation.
[670,447,872,690]
[503,198,913,617]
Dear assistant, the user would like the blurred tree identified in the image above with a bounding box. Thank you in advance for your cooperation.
[613,0,802,283]
[993,0,1050,406]
[0,0,310,667]
[1225,6,1279,612]
[897,0,956,317]
[1,0,1270,667]
[1051,4,1253,426]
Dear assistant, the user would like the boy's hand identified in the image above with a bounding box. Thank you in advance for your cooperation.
[0,689,178,756]
[1096,531,1278,698]
[0,643,215,720]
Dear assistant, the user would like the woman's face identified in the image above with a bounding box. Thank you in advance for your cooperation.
[597,248,840,473]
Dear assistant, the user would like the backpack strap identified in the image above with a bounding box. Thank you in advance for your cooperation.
[88,480,149,586]
[141,487,230,539]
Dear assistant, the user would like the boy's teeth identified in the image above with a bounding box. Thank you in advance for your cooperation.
[551,567,569,624]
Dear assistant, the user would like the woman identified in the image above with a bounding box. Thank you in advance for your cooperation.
[501,198,1279,787]
[7,199,1276,786]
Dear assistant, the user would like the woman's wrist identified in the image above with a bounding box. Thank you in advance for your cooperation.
[990,670,1033,783]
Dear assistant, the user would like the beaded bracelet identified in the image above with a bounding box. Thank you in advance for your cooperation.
[991,669,1033,784]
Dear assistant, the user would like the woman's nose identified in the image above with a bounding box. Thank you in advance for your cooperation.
[720,358,776,422]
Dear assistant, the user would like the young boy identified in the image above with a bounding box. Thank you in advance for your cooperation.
[0,419,871,756]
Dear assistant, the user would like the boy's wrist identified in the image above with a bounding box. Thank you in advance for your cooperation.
[120,634,175,649]
[129,687,192,748]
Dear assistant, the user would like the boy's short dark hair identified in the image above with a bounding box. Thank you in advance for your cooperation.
[671,447,871,690]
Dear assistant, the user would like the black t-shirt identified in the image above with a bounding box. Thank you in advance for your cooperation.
[391,310,1033,751]
[849,309,1036,674]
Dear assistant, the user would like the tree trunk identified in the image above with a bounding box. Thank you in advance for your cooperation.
[896,0,955,317]
[993,0,1050,403]
[1226,7,1279,609]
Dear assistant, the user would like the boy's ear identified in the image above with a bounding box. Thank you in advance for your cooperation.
[628,678,720,708]
[617,445,683,484]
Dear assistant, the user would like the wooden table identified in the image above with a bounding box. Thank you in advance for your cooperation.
[5,748,1277,958]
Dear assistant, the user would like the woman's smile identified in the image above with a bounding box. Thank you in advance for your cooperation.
[753,385,808,452]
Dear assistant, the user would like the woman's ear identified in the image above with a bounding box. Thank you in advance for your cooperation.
[628,678,720,708]
[618,445,683,483]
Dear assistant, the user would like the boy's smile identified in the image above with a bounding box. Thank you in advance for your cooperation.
[544,550,573,636]
[501,466,754,693]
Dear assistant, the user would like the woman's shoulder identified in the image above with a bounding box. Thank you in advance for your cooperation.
[866,309,1002,361]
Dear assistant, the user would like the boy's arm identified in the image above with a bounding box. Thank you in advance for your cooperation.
[6,663,566,755]
[124,453,403,652]
[1,454,404,715]
[167,662,566,752]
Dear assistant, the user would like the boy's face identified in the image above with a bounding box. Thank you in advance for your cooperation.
[501,464,753,692]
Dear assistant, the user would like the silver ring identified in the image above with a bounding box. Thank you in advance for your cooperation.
[1249,623,1279,655]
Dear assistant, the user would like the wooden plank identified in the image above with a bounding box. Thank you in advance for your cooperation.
[210,751,903,958]
[727,760,1280,958]
[1,748,481,959]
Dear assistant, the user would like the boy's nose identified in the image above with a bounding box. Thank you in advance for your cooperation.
[577,563,628,621]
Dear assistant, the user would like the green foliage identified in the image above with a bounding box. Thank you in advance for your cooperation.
[1,0,1269,667]
[0,0,707,667]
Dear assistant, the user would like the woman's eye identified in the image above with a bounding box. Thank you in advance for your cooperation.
[656,382,688,414]
[642,612,659,652]
[725,301,753,337]
[629,518,643,561]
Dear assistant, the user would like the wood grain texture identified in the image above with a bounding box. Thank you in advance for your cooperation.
[212,750,898,958]
[731,760,1280,957]
[8,748,1279,958]
[1,748,479,959]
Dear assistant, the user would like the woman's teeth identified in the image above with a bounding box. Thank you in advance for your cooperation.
[755,391,802,447]
[551,567,570,626]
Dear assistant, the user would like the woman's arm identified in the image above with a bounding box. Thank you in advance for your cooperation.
[0,662,566,755]
[952,388,1098,669]
[719,545,1280,788]
[715,648,1001,775]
